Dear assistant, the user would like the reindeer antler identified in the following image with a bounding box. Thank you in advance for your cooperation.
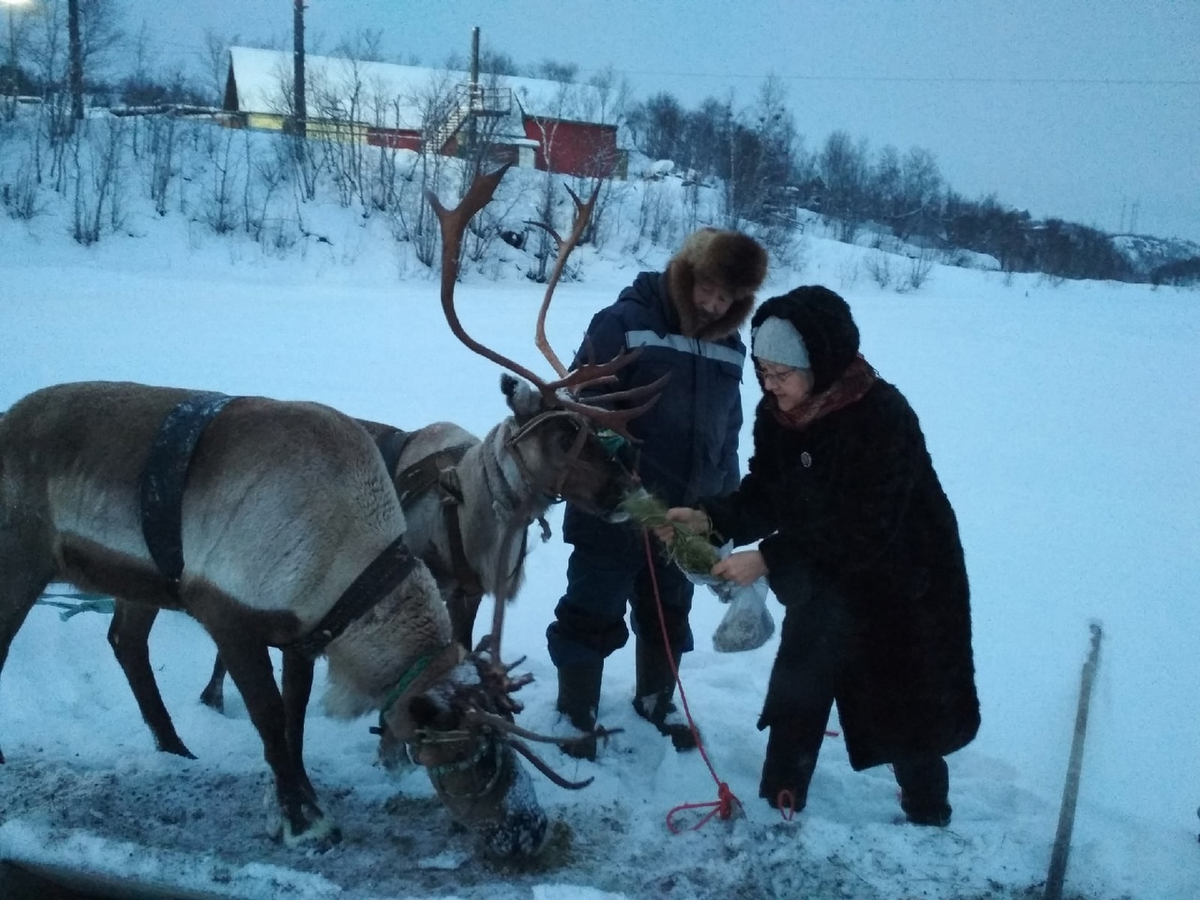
[426,169,664,444]
[530,182,601,378]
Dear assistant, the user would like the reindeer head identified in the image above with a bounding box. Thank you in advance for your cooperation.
[498,373,641,522]
[375,644,599,860]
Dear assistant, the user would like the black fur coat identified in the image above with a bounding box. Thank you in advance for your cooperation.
[703,378,981,770]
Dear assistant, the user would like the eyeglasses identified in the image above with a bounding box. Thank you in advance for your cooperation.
[754,365,798,387]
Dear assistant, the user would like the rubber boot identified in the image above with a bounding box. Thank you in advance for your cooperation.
[555,662,603,761]
[632,640,698,751]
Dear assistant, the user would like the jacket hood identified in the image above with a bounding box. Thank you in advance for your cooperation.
[751,286,860,392]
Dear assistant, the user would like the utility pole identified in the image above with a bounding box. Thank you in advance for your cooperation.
[292,0,306,138]
[68,0,83,123]
[466,26,479,160]
[1,0,26,119]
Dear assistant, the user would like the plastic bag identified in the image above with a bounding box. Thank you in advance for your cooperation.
[712,578,774,652]
[679,543,775,652]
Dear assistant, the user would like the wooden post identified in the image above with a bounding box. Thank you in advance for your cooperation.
[1044,622,1103,900]
[292,0,306,138]
[67,0,82,123]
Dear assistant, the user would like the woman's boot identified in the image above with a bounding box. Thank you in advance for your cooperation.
[759,723,819,812]
[894,756,951,826]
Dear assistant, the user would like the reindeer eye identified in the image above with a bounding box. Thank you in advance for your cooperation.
[557,419,583,446]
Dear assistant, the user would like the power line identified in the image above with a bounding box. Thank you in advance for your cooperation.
[616,69,1200,87]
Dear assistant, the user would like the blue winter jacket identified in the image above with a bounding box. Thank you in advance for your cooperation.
[563,270,748,545]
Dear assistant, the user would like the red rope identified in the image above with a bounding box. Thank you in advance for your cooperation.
[641,528,744,833]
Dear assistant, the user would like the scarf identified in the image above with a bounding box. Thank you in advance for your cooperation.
[768,355,878,431]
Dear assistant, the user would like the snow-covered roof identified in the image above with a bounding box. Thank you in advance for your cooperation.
[226,46,615,129]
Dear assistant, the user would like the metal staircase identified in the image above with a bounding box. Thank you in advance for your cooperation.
[425,83,512,154]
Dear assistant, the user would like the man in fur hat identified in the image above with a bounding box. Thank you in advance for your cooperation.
[545,228,768,759]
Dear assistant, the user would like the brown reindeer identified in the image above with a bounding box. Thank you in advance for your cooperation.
[0,167,658,858]
[132,167,662,757]
[0,384,479,846]
[134,372,646,753]
[0,381,616,858]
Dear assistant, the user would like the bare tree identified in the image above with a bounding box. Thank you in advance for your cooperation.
[202,29,238,107]
[897,146,943,241]
[627,91,685,162]
[402,70,459,267]
[818,129,870,241]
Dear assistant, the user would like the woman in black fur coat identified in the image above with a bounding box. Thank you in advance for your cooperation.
[659,285,980,826]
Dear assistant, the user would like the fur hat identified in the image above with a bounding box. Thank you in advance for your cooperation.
[666,228,768,340]
[750,286,859,392]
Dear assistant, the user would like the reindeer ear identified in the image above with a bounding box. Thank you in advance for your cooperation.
[500,374,543,420]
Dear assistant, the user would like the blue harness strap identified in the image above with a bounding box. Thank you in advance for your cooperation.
[138,392,235,583]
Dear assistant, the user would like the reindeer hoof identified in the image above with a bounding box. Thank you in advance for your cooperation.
[283,815,341,850]
[156,737,197,760]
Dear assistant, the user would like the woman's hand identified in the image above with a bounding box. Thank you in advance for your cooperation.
[712,550,767,586]
[652,507,710,545]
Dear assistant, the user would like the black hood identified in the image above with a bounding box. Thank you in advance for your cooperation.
[751,286,860,393]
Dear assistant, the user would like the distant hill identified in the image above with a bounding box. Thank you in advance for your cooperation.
[1112,234,1200,285]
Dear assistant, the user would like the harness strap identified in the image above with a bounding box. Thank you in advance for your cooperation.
[139,392,236,584]
[392,444,482,598]
[393,443,474,504]
[372,425,414,477]
[441,500,485,603]
[283,534,420,660]
[375,642,463,734]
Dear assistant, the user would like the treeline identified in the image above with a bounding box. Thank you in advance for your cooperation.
[1,1,1195,284]
[621,85,1173,283]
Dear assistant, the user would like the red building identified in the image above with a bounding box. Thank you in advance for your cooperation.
[223,47,622,178]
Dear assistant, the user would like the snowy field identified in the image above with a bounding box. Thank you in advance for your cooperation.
[1,188,1199,899]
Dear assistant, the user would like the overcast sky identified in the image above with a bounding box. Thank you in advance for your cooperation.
[113,0,1199,243]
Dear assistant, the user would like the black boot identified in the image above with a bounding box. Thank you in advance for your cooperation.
[632,640,698,751]
[894,756,951,826]
[758,720,821,813]
[556,662,603,761]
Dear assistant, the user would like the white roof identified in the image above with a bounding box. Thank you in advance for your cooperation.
[227,47,615,129]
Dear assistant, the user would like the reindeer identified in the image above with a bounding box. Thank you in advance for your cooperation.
[0,166,659,858]
[104,168,656,766]
[125,372,644,753]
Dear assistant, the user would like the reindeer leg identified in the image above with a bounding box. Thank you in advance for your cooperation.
[0,522,57,764]
[447,588,481,651]
[462,591,484,651]
[107,600,197,759]
[214,633,334,846]
[281,649,320,807]
[199,653,228,713]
